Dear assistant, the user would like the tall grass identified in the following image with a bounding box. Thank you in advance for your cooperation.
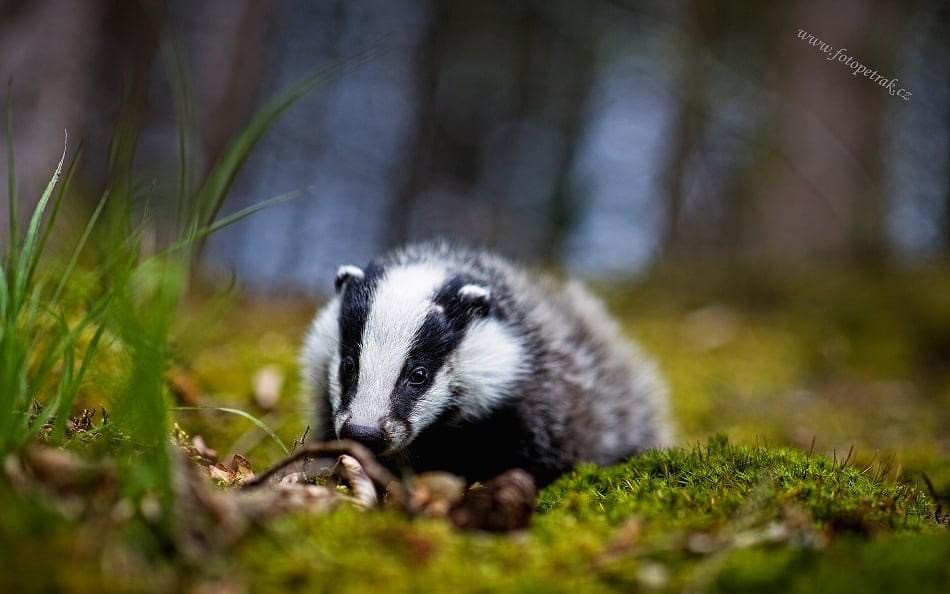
[1,53,356,507]
[0,126,80,452]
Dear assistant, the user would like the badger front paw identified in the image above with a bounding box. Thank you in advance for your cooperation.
[449,468,537,532]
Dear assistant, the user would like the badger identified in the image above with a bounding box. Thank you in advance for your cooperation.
[300,242,672,486]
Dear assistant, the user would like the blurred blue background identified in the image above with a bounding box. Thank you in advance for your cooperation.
[1,0,948,292]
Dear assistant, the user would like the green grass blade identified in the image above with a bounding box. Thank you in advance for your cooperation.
[191,76,313,230]
[15,132,67,303]
[50,189,109,304]
[21,277,46,330]
[38,312,74,442]
[162,34,197,233]
[26,293,113,405]
[104,88,144,241]
[171,406,290,455]
[49,322,106,442]
[192,49,377,236]
[11,307,70,445]
[29,141,84,283]
[0,253,7,320]
[159,188,302,259]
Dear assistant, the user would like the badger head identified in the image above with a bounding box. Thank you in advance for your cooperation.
[303,261,527,456]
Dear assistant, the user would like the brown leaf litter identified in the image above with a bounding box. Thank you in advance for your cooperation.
[170,440,539,557]
[6,438,539,560]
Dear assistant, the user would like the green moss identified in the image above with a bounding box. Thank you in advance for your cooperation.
[539,437,933,531]
[713,533,950,594]
[234,437,940,594]
[608,266,950,476]
[170,296,312,469]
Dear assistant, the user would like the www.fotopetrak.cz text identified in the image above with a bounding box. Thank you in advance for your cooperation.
[796,28,912,101]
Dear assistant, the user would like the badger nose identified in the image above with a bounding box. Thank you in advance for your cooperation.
[339,422,388,454]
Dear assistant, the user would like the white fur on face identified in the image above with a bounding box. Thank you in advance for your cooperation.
[451,318,527,421]
[300,298,340,433]
[406,364,454,436]
[348,263,447,426]
[328,351,343,433]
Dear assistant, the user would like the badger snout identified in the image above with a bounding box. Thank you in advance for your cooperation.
[339,421,389,454]
[337,415,411,456]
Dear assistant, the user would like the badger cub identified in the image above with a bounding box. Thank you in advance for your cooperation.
[301,242,671,486]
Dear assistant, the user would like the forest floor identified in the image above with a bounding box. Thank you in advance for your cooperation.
[2,264,949,593]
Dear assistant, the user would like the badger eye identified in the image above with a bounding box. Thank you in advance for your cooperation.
[340,356,356,378]
[408,366,428,386]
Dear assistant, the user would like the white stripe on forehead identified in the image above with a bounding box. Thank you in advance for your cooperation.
[348,262,447,425]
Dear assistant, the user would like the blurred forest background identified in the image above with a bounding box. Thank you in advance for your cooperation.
[2,0,949,289]
[2,0,950,466]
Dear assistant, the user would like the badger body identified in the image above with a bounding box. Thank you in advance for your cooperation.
[301,242,671,486]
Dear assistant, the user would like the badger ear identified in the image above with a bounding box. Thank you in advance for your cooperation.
[457,284,491,317]
[335,265,364,293]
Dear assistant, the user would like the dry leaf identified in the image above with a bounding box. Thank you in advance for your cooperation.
[191,436,219,464]
[208,464,234,484]
[406,472,466,517]
[167,366,202,405]
[229,454,255,485]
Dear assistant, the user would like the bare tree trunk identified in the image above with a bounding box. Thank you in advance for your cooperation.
[536,6,595,268]
[0,0,110,235]
[939,5,950,255]
[384,0,447,250]
[188,0,277,172]
[387,1,596,263]
[750,0,901,263]
[0,0,169,247]
[945,108,950,253]
[659,11,706,260]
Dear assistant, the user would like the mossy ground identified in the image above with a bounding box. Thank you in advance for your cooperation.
[236,438,943,594]
[2,265,949,592]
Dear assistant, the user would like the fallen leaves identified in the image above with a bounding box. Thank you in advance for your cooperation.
[4,445,118,520]
[240,441,539,531]
[209,454,255,487]
[14,444,115,495]
[191,435,218,464]
[167,365,202,406]
[5,436,540,565]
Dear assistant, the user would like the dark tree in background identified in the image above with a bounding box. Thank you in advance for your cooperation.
[938,3,950,249]
[752,0,898,264]
[1,0,948,290]
[386,1,596,265]
[658,0,907,264]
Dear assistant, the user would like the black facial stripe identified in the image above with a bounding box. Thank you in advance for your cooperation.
[389,274,489,420]
[390,307,467,419]
[434,274,492,326]
[337,262,384,409]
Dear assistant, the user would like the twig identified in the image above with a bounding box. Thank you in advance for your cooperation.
[290,425,310,455]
